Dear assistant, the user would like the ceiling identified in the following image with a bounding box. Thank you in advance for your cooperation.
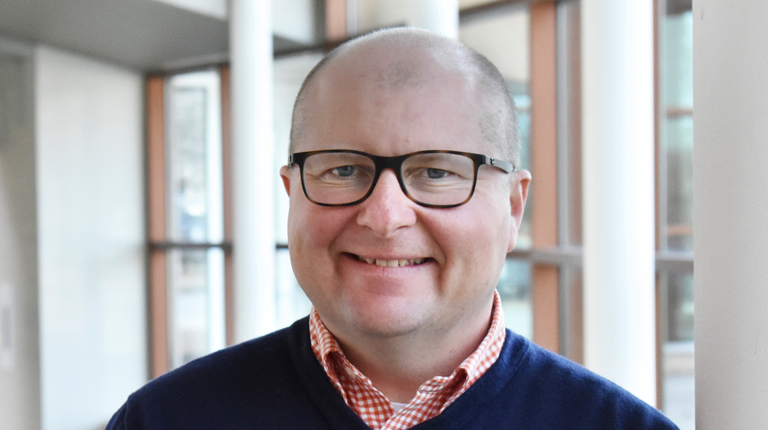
[0,0,230,71]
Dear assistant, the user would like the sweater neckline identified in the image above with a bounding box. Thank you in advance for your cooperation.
[286,316,531,430]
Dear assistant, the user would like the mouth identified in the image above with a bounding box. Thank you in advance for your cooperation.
[351,253,430,268]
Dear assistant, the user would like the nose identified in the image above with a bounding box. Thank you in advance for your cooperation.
[356,169,417,237]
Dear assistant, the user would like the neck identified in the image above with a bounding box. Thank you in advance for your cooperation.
[329,299,495,403]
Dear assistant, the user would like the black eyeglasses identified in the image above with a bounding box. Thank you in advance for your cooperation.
[288,149,515,208]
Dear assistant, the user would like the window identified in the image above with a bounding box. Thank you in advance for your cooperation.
[460,3,534,340]
[459,4,695,425]
[147,68,231,375]
[659,4,694,428]
[164,71,227,369]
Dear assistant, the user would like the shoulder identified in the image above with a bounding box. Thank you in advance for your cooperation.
[468,330,680,429]
[107,318,326,429]
[143,320,299,397]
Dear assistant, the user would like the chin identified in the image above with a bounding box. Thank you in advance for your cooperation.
[342,301,429,339]
[353,319,422,339]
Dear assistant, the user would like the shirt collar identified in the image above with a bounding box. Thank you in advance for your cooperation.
[309,290,506,401]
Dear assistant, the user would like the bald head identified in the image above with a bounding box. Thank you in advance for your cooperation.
[289,28,521,166]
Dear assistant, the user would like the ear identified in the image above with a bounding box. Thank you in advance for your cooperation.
[279,165,292,196]
[507,169,531,252]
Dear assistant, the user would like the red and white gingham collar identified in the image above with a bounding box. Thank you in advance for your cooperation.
[309,291,506,430]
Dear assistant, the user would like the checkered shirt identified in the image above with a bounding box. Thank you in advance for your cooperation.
[309,291,506,430]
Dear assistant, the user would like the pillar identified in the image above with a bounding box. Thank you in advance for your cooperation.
[694,0,768,428]
[581,0,657,405]
[230,0,276,342]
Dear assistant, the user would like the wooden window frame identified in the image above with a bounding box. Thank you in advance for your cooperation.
[146,67,234,378]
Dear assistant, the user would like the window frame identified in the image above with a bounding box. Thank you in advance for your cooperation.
[145,67,234,377]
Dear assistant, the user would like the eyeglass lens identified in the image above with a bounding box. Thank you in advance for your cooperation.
[301,152,476,206]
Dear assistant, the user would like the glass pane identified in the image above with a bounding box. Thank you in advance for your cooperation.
[663,271,695,430]
[274,53,324,245]
[167,248,226,369]
[166,70,224,243]
[667,272,694,343]
[663,340,695,430]
[460,7,532,248]
[664,11,693,252]
[666,115,693,251]
[664,12,693,108]
[498,258,532,339]
[275,249,312,327]
[661,9,694,429]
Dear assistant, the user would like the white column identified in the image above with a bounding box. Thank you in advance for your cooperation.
[230,0,276,342]
[694,1,768,428]
[356,0,458,38]
[581,0,656,405]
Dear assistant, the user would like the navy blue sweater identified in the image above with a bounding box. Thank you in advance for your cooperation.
[106,317,679,429]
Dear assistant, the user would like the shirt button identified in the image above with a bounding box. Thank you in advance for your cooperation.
[345,366,356,378]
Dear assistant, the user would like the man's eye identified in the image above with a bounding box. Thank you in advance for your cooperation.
[426,168,450,179]
[332,165,356,177]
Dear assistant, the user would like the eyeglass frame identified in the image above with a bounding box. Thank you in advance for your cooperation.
[287,149,516,209]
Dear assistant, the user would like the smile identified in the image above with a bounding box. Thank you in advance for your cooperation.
[354,254,428,268]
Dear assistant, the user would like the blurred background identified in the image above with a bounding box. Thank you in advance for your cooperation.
[0,0,693,429]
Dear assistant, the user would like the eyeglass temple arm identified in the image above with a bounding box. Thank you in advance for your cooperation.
[487,157,515,174]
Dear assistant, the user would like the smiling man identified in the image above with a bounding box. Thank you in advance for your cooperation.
[281,29,527,413]
[107,28,679,430]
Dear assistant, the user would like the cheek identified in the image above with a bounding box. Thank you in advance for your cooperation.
[287,203,346,302]
[287,201,353,262]
[437,198,512,282]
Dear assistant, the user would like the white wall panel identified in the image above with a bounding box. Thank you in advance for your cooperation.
[0,37,41,430]
[694,0,768,428]
[35,46,146,430]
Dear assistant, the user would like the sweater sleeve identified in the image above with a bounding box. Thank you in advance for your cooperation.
[104,403,128,430]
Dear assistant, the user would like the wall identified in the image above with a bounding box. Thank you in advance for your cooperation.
[0,37,41,430]
[152,0,228,19]
[693,0,768,428]
[35,46,147,430]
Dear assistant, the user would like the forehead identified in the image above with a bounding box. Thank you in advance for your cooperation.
[296,47,489,156]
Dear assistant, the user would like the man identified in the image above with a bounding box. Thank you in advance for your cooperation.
[107,28,678,429]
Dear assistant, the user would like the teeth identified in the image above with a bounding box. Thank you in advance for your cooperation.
[357,255,427,267]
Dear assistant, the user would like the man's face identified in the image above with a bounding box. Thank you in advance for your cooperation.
[281,50,529,343]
